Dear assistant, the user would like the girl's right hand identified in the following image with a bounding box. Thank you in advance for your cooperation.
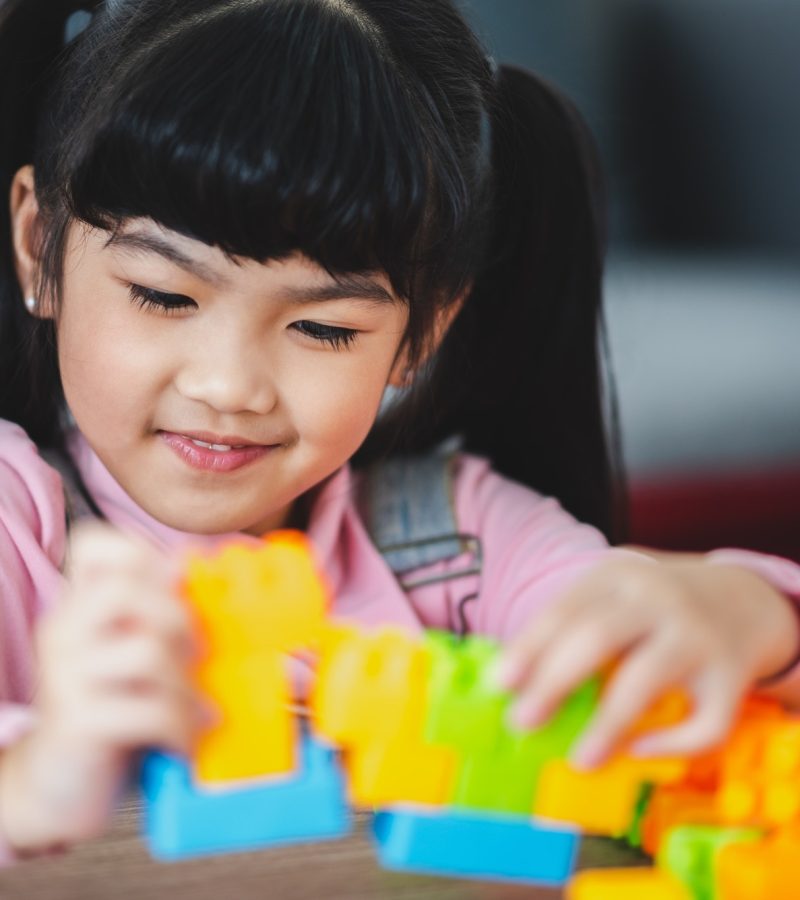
[0,524,200,854]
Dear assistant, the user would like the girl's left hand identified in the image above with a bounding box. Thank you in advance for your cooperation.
[495,555,800,769]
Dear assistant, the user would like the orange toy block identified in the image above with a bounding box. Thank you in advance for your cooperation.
[626,690,691,739]
[717,831,800,900]
[641,786,724,856]
[566,868,691,900]
[310,625,430,748]
[717,715,800,827]
[181,531,329,784]
[674,696,786,794]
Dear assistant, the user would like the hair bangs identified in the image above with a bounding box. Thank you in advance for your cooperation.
[62,1,447,295]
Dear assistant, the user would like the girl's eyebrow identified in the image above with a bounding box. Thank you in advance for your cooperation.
[103,230,395,304]
[104,230,231,289]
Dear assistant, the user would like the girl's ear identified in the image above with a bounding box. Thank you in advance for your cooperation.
[387,290,468,388]
[10,165,53,319]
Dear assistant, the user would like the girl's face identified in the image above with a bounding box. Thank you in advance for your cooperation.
[54,219,410,535]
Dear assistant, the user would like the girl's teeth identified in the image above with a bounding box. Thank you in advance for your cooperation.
[188,438,234,451]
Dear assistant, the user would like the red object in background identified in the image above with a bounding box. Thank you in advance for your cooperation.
[628,466,800,563]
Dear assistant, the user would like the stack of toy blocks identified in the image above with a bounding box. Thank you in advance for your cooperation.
[141,533,351,859]
[567,695,800,899]
[140,532,800,897]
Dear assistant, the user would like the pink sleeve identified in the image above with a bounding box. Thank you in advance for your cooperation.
[452,455,637,641]
[705,548,800,690]
[0,420,66,864]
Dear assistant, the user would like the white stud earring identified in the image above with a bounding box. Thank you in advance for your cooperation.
[24,296,38,314]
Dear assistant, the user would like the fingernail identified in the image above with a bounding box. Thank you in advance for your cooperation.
[570,737,605,771]
[492,655,522,690]
[508,699,546,731]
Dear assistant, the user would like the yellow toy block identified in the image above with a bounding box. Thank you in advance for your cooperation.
[535,747,685,836]
[566,868,691,900]
[564,869,692,900]
[345,738,458,807]
[534,758,645,835]
[183,530,329,654]
[181,531,328,784]
[310,624,431,748]
[194,652,295,783]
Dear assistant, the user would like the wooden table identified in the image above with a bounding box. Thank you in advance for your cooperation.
[0,796,648,899]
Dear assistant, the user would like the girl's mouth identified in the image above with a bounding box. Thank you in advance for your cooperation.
[158,430,275,473]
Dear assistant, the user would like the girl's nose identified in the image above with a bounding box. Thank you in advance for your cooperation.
[175,346,278,416]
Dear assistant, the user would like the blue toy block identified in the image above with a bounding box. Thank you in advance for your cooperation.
[141,734,351,860]
[372,808,579,885]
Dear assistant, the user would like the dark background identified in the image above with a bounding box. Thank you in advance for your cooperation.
[460,0,800,557]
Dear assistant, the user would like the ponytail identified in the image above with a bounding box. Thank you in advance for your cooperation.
[360,65,626,541]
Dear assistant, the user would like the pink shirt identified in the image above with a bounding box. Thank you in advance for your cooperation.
[2,417,800,860]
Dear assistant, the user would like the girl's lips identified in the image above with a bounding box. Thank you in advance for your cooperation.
[158,431,274,473]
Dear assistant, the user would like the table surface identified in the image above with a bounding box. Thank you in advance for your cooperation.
[0,796,648,900]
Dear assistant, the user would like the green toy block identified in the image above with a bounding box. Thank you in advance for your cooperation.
[450,677,600,814]
[658,824,762,900]
[423,631,508,751]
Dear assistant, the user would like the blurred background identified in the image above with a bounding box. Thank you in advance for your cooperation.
[460,0,800,559]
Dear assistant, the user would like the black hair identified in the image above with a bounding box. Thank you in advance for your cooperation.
[0,0,625,540]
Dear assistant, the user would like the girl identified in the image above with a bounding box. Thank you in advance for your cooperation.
[1,0,799,861]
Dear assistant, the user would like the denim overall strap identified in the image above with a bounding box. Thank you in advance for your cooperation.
[360,450,483,592]
[40,447,100,526]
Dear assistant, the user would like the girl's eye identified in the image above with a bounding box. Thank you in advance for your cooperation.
[127,283,195,314]
[291,320,359,349]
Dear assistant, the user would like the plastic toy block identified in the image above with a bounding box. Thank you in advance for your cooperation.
[180,531,328,784]
[641,787,725,856]
[345,737,458,807]
[451,678,600,815]
[658,825,762,900]
[372,808,579,885]
[310,624,431,748]
[670,696,785,795]
[627,690,692,739]
[716,717,800,827]
[620,782,654,848]
[423,631,508,750]
[140,733,351,860]
[533,757,645,835]
[566,868,692,900]
[182,531,329,654]
[194,651,296,783]
[716,831,800,900]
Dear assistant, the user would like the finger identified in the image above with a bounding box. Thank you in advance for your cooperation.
[66,523,178,589]
[73,691,202,756]
[508,610,648,730]
[496,588,609,690]
[569,637,695,769]
[58,574,194,652]
[629,666,745,758]
[82,634,194,697]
